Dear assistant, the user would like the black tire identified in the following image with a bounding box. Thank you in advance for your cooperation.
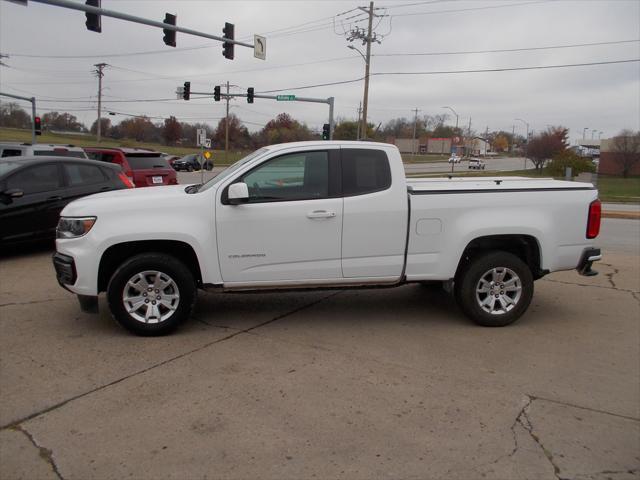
[107,253,196,336]
[455,251,533,327]
[187,165,194,172]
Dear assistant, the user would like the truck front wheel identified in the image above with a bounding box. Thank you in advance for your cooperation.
[455,251,533,327]
[107,253,196,336]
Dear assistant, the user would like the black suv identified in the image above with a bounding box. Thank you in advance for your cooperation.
[172,154,214,172]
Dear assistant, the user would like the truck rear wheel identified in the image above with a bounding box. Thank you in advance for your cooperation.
[455,251,533,327]
[107,253,196,336]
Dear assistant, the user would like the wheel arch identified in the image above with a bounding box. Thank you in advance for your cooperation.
[98,240,203,292]
[455,234,545,280]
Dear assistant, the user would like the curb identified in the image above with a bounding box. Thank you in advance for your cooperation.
[602,211,640,220]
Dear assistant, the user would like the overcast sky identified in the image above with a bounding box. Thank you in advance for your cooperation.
[1,0,638,142]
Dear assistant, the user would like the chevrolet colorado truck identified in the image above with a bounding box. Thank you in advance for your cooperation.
[53,141,602,335]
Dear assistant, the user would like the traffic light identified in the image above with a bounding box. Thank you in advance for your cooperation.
[85,0,101,33]
[247,87,254,104]
[183,81,190,101]
[34,116,42,136]
[213,86,221,102]
[322,123,330,140]
[163,13,177,47]
[222,22,234,60]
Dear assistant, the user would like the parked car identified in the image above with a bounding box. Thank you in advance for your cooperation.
[1,156,133,246]
[161,153,180,168]
[448,154,461,164]
[173,153,214,172]
[83,147,177,188]
[0,142,88,159]
[468,158,486,170]
[54,141,601,335]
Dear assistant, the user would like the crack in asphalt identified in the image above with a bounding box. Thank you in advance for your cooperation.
[0,298,68,308]
[502,395,640,480]
[507,395,565,480]
[541,278,639,299]
[0,291,340,431]
[12,424,64,480]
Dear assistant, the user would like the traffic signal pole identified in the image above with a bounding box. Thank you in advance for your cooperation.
[27,0,255,49]
[186,89,335,139]
[0,92,37,144]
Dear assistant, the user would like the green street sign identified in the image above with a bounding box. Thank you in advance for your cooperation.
[276,95,296,101]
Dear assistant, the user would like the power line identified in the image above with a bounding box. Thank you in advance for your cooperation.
[258,58,639,93]
[371,58,640,76]
[373,39,640,57]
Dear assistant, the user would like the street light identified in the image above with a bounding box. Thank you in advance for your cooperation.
[591,129,597,140]
[515,118,529,169]
[583,127,589,139]
[441,106,459,131]
[598,131,603,140]
[348,44,371,140]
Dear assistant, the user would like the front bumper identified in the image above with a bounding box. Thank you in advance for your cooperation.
[52,252,99,313]
[577,247,601,276]
[53,252,76,288]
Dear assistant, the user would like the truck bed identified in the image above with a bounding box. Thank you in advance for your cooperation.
[406,176,595,193]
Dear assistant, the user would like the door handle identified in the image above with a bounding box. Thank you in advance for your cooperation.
[47,196,62,201]
[306,210,336,219]
[100,186,111,191]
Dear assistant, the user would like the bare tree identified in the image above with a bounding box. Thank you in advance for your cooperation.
[611,129,640,178]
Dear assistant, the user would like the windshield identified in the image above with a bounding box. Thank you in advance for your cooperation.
[0,160,22,177]
[125,155,171,169]
[197,148,268,192]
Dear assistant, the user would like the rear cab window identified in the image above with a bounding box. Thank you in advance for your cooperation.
[125,155,170,169]
[1,149,24,158]
[341,148,391,196]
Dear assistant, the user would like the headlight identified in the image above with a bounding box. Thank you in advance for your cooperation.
[56,216,97,239]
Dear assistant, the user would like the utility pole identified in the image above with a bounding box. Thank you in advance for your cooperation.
[361,1,374,139]
[412,108,420,157]
[466,117,472,157]
[356,102,362,140]
[511,124,515,153]
[225,80,230,164]
[94,63,107,142]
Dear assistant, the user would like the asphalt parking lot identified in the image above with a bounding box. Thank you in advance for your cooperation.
[1,220,639,480]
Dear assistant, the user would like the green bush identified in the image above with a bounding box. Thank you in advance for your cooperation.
[545,150,596,177]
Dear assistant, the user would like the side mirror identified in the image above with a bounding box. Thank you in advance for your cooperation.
[228,182,249,205]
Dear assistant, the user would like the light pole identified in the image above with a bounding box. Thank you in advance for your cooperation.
[598,131,603,140]
[441,106,459,131]
[515,118,529,169]
[348,44,370,139]
[583,127,589,139]
[591,129,597,140]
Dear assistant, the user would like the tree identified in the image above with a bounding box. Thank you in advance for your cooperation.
[257,113,314,146]
[492,134,509,152]
[0,102,32,129]
[333,120,359,140]
[116,116,157,142]
[527,126,569,171]
[546,149,595,177]
[42,111,85,132]
[213,114,251,149]
[611,129,640,178]
[162,116,182,146]
[90,117,111,136]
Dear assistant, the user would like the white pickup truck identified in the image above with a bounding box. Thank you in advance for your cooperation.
[53,141,602,335]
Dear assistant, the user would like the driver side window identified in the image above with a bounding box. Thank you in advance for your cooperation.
[241,151,329,203]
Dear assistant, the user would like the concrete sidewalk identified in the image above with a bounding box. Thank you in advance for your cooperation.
[603,202,640,220]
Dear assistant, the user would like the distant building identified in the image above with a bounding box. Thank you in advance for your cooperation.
[465,137,490,156]
[598,137,640,176]
[427,138,452,154]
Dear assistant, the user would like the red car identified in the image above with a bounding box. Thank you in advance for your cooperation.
[83,147,178,188]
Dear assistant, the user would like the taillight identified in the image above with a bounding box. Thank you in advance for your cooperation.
[117,172,135,189]
[586,199,601,239]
